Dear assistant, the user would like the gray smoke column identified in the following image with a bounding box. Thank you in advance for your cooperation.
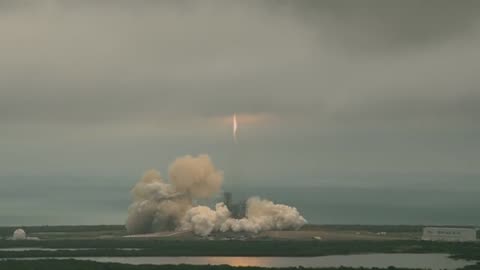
[125,154,307,235]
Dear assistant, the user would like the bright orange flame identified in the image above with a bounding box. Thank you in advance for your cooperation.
[233,113,238,143]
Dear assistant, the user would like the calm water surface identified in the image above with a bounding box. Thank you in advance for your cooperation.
[21,254,473,270]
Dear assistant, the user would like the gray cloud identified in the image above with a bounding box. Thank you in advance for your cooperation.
[279,0,480,52]
[1,0,479,179]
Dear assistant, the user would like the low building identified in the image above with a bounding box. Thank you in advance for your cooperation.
[422,227,477,242]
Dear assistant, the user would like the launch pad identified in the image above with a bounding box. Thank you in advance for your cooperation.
[223,192,246,219]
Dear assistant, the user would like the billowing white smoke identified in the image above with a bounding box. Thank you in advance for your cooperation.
[226,197,306,233]
[180,197,307,236]
[178,203,231,236]
[126,155,307,236]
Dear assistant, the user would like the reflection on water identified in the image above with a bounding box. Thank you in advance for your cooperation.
[204,257,267,267]
[64,254,474,270]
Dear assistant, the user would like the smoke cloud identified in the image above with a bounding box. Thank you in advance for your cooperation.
[126,155,222,234]
[168,155,223,199]
[180,198,307,236]
[126,155,306,236]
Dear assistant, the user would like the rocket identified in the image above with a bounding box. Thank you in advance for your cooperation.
[233,113,238,143]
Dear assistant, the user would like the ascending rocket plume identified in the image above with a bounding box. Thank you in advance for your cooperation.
[233,113,238,144]
[125,154,307,236]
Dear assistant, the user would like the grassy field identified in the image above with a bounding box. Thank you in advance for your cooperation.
[2,224,477,239]
[0,224,427,241]
[0,239,479,261]
[302,225,425,233]
[0,224,478,263]
[0,225,126,240]
[3,224,478,240]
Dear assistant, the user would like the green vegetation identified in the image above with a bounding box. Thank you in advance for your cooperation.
[0,225,125,239]
[302,225,424,233]
[0,240,479,260]
[304,224,479,237]
[462,263,480,270]
[0,259,429,270]
[1,225,478,266]
[2,224,477,239]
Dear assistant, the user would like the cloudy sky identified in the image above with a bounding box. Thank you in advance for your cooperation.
[1,1,480,224]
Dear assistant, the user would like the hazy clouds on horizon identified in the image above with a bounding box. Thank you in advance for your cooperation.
[1,0,479,189]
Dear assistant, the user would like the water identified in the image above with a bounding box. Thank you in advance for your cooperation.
[9,254,475,270]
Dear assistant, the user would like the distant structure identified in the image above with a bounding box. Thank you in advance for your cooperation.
[12,228,26,240]
[223,192,246,218]
[422,227,477,242]
[224,192,233,210]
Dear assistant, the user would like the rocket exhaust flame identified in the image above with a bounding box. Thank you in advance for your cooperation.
[233,113,238,143]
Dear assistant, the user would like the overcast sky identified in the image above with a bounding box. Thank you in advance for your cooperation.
[1,0,479,195]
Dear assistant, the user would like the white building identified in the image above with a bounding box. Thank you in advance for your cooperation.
[12,228,27,240]
[422,227,477,242]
